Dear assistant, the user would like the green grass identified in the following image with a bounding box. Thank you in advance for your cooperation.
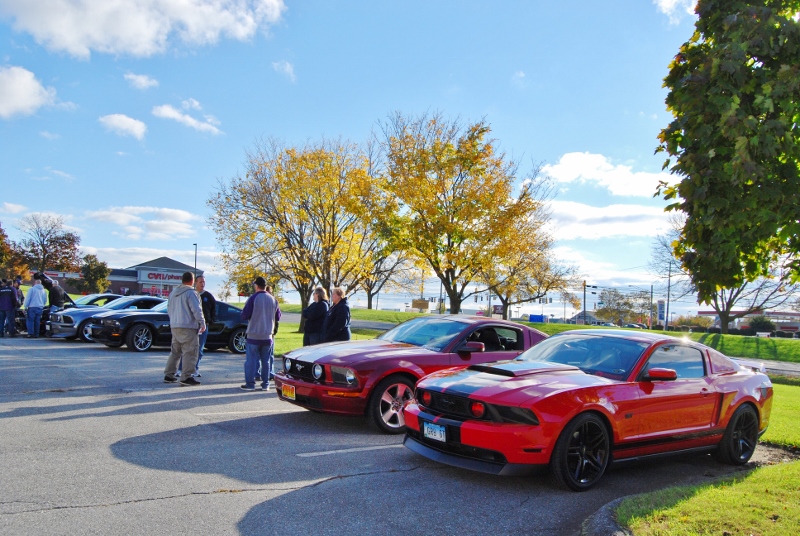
[616,378,800,535]
[277,303,427,324]
[272,323,382,356]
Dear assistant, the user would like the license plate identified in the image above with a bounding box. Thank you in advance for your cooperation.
[423,421,446,442]
[282,384,296,400]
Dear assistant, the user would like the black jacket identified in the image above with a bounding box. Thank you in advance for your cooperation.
[322,298,351,342]
[49,285,66,308]
[199,291,216,323]
[0,285,17,310]
[302,300,329,334]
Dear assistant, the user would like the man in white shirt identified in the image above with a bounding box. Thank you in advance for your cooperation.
[23,278,48,338]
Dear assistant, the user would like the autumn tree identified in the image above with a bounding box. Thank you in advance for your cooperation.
[209,138,391,320]
[16,213,82,272]
[595,289,632,325]
[658,0,800,301]
[376,112,548,314]
[0,222,28,280]
[67,255,111,294]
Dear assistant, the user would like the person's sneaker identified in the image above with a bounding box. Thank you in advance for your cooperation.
[256,385,265,391]
[163,376,178,383]
[193,373,201,378]
[240,384,256,391]
[180,377,201,386]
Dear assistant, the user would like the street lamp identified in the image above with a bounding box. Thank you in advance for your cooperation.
[193,243,197,278]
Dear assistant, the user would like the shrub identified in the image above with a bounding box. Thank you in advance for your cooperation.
[728,328,741,335]
[707,327,721,334]
[740,327,755,336]
[749,314,776,333]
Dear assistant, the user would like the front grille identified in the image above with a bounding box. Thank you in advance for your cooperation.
[284,358,325,383]
[407,428,507,464]
[425,391,473,420]
[279,391,322,408]
[418,389,539,425]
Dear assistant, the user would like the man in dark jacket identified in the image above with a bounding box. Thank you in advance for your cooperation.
[195,275,216,376]
[48,280,66,311]
[302,286,329,346]
[0,279,19,337]
[322,287,351,342]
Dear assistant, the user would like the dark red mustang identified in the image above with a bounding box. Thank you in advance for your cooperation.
[274,316,546,433]
[404,329,773,490]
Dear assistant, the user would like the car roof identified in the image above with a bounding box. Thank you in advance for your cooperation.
[553,329,683,345]
[434,315,528,327]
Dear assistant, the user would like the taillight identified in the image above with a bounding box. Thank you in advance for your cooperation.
[421,390,432,406]
[470,401,486,418]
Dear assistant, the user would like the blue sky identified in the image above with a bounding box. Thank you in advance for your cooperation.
[0,0,701,318]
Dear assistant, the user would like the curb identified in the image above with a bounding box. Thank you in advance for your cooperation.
[581,497,630,536]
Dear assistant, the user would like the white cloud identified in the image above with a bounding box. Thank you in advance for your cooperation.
[152,103,222,134]
[1,202,27,214]
[124,72,158,89]
[511,70,526,88]
[40,130,60,139]
[84,206,202,240]
[542,152,673,197]
[0,65,56,119]
[49,169,74,182]
[272,60,295,82]
[182,98,201,110]
[653,0,697,23]
[98,113,147,139]
[0,0,287,59]
[548,200,670,240]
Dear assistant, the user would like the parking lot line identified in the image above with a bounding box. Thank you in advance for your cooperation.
[296,444,404,457]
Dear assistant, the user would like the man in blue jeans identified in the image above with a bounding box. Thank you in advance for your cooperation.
[23,278,47,338]
[240,277,278,391]
[0,279,19,337]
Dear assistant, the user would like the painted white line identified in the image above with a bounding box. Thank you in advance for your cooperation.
[195,410,286,416]
[297,444,404,458]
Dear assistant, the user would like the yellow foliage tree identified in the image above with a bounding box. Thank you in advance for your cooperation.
[377,112,552,314]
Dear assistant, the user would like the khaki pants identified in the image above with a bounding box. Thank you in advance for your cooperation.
[164,327,199,381]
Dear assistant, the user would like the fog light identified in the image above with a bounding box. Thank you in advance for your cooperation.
[421,390,432,406]
[284,357,292,372]
[470,401,486,419]
[313,364,323,379]
[345,369,356,385]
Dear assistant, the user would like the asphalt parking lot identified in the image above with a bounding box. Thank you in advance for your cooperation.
[0,336,790,536]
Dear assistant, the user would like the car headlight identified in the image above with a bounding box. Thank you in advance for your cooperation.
[103,319,120,327]
[331,366,358,386]
[50,314,61,322]
[312,364,323,380]
[284,357,292,373]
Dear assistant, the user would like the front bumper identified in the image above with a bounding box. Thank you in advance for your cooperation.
[274,374,368,415]
[90,324,123,344]
[403,403,552,469]
[48,321,78,338]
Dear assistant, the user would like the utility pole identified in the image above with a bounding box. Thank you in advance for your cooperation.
[665,261,672,331]
[583,281,586,325]
[193,243,197,278]
[649,284,654,330]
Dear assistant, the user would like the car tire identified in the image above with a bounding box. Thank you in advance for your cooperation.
[77,320,94,343]
[713,404,759,465]
[550,412,610,491]
[126,324,153,352]
[367,375,415,434]
[229,328,246,354]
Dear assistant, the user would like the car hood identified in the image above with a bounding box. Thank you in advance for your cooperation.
[418,360,616,405]
[92,309,166,320]
[285,339,433,366]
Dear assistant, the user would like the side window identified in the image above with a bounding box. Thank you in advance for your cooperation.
[494,327,523,351]
[644,345,706,379]
[216,303,228,318]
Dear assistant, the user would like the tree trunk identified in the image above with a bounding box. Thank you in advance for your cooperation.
[448,290,462,314]
[367,292,375,309]
[718,312,730,334]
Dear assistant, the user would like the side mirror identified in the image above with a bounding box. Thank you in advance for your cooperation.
[644,368,678,381]
[457,341,485,353]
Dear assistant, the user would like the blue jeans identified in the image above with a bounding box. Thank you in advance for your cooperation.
[26,307,43,337]
[244,340,273,389]
[0,309,8,336]
[197,329,209,371]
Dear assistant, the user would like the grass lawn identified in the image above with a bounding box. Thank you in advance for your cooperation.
[616,376,800,536]
[272,323,382,356]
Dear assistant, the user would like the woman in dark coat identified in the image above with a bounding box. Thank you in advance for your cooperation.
[302,287,329,346]
[322,287,351,342]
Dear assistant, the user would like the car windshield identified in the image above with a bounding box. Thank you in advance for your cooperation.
[515,333,650,379]
[378,317,468,351]
[74,294,102,305]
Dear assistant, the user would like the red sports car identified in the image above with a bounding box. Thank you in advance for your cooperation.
[274,316,547,433]
[404,329,773,491]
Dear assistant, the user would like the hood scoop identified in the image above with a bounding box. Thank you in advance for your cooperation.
[467,360,580,378]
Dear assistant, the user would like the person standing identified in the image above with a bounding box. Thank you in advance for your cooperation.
[48,280,66,311]
[163,272,206,386]
[23,278,47,338]
[302,287,329,346]
[322,287,351,342]
[240,277,278,391]
[0,279,19,337]
[11,278,23,336]
[194,275,216,376]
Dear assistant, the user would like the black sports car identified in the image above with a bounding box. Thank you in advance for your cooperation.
[48,295,164,342]
[89,301,248,353]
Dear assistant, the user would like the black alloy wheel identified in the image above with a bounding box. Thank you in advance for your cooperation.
[127,324,153,352]
[551,413,610,491]
[713,404,759,465]
[368,375,415,434]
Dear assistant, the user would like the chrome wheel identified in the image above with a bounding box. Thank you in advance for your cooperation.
[369,376,415,434]
[78,320,93,343]
[229,328,246,353]
[127,325,153,352]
